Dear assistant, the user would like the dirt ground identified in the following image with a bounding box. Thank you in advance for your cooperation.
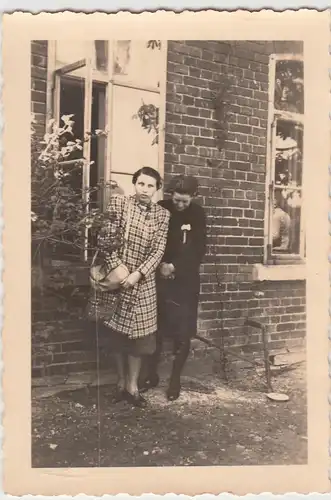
[32,348,307,468]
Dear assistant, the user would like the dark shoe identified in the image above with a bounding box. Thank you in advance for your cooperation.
[124,390,148,408]
[166,378,181,401]
[111,386,126,403]
[139,373,160,393]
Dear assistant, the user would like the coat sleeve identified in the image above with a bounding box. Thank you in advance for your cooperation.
[137,209,170,278]
[97,195,125,271]
[172,206,207,272]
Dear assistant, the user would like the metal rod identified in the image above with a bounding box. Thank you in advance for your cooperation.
[195,334,263,368]
[261,325,273,392]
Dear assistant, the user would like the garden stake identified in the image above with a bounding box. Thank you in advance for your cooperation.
[261,324,273,393]
[244,318,273,392]
[196,316,274,392]
[195,333,262,368]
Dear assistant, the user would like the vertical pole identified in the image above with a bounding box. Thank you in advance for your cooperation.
[53,73,61,128]
[82,44,93,262]
[156,40,168,202]
[267,120,277,263]
[104,40,114,209]
[82,160,91,262]
[263,54,276,264]
[261,325,272,392]
[46,41,57,133]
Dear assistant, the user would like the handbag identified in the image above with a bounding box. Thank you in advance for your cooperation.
[86,198,132,323]
[89,199,132,292]
[90,258,129,292]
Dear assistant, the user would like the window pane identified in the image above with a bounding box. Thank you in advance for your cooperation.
[90,84,106,208]
[272,187,302,254]
[55,41,86,66]
[57,80,107,259]
[113,40,162,89]
[110,173,135,197]
[274,59,304,114]
[55,40,108,73]
[59,79,85,163]
[110,85,160,175]
[275,120,303,188]
[94,41,108,71]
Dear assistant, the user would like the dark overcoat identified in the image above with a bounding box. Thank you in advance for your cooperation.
[156,199,207,339]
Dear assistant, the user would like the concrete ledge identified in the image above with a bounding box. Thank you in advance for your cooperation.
[252,263,306,282]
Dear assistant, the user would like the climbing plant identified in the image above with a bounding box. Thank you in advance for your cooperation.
[132,102,159,145]
[132,40,161,144]
[146,40,161,50]
[212,77,232,152]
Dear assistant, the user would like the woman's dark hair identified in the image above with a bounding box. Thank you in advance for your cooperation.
[168,175,199,196]
[132,166,162,190]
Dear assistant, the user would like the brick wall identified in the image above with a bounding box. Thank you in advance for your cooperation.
[31,40,306,376]
[164,40,306,353]
[31,40,48,136]
[32,286,100,377]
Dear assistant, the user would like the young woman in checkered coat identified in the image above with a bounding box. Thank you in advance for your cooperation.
[95,167,170,408]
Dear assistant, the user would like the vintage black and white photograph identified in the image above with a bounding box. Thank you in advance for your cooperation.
[3,8,330,496]
[30,37,309,469]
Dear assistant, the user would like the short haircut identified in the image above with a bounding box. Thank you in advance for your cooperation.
[168,175,199,196]
[132,166,162,190]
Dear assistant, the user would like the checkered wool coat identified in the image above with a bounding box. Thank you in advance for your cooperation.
[94,194,170,339]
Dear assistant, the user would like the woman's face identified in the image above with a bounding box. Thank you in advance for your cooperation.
[172,192,193,212]
[134,173,158,204]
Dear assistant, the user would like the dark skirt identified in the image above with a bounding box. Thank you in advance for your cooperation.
[157,276,199,341]
[89,321,157,357]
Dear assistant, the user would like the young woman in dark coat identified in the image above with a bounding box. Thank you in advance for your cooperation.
[140,175,207,401]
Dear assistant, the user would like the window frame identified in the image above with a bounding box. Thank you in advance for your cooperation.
[263,53,305,267]
[46,40,168,261]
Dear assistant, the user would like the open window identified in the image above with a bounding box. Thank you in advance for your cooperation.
[46,40,167,262]
[265,54,305,266]
[48,41,104,261]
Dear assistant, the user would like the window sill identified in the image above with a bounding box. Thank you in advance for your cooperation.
[252,263,306,282]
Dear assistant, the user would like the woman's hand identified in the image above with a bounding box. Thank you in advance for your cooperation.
[121,270,142,289]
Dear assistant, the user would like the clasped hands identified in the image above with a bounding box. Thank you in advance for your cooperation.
[119,262,175,289]
[159,262,175,280]
[120,270,142,289]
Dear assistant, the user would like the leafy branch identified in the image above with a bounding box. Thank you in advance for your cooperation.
[132,102,159,145]
[31,113,123,297]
